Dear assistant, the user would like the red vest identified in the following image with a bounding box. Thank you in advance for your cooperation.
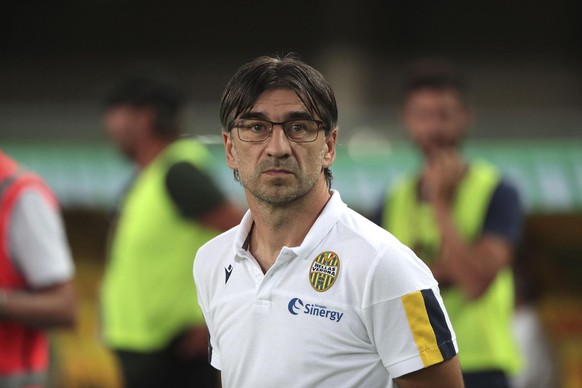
[0,151,57,375]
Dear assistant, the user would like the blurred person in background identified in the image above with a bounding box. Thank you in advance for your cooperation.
[378,60,523,388]
[0,150,77,388]
[100,74,244,388]
[194,54,464,388]
[511,248,560,388]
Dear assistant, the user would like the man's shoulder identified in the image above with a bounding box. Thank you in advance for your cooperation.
[489,178,521,211]
[337,207,401,251]
[198,226,239,260]
[388,174,418,195]
[335,207,426,267]
[164,138,212,168]
[336,207,436,294]
[194,226,239,289]
[494,179,520,197]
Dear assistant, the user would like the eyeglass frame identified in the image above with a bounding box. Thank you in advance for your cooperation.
[229,118,326,143]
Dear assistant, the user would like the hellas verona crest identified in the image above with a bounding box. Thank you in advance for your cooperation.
[309,251,340,292]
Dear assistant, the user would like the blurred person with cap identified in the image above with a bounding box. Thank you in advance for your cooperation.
[378,59,523,387]
[0,150,77,388]
[194,54,464,388]
[100,73,244,388]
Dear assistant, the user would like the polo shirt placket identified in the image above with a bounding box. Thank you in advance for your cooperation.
[236,247,298,308]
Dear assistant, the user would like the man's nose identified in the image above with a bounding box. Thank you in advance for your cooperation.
[265,125,292,157]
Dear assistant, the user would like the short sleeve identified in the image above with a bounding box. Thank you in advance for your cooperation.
[361,245,457,378]
[482,180,523,244]
[203,300,221,370]
[165,162,226,219]
[209,334,222,370]
[9,190,75,288]
[194,252,221,370]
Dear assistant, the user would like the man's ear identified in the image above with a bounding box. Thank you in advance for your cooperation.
[223,130,238,170]
[323,128,338,168]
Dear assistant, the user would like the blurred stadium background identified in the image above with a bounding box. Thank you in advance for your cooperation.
[2,1,581,387]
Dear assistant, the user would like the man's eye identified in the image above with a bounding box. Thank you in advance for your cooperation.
[248,123,267,132]
[288,123,307,132]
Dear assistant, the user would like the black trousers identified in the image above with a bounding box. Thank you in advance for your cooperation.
[114,337,217,388]
[463,370,510,388]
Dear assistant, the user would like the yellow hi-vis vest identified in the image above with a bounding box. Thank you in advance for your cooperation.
[101,139,218,351]
[382,161,522,374]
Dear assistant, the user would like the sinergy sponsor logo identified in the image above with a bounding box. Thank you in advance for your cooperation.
[287,298,344,323]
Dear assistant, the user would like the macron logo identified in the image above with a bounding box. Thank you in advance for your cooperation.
[225,264,233,284]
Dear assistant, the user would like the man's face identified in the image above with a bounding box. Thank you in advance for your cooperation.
[402,88,470,158]
[223,88,337,206]
[104,105,150,160]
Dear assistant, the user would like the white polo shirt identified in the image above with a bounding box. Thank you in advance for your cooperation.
[194,191,457,388]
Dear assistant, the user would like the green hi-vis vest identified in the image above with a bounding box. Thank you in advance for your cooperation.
[101,139,218,351]
[383,162,522,374]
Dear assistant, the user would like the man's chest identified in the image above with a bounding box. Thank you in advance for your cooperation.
[209,251,372,357]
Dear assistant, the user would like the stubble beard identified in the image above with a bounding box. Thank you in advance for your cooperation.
[237,149,326,208]
[247,172,319,207]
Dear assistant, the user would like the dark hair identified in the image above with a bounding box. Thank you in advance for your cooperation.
[403,59,468,105]
[104,74,185,136]
[220,54,337,187]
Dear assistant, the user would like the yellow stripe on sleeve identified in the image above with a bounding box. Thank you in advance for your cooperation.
[401,290,444,367]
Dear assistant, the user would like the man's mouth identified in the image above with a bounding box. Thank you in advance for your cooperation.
[263,168,294,176]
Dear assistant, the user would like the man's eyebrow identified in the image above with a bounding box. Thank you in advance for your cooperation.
[284,111,314,120]
[238,110,314,121]
[238,111,268,120]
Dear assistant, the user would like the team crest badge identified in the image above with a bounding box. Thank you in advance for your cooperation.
[309,251,340,292]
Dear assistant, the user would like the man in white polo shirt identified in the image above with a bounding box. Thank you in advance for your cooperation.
[194,54,463,388]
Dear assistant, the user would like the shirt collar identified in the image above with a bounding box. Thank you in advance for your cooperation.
[233,190,347,261]
[233,209,255,261]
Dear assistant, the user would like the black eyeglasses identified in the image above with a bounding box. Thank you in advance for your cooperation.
[231,119,324,143]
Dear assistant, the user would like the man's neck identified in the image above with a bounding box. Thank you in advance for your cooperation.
[247,181,331,273]
[135,136,175,168]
